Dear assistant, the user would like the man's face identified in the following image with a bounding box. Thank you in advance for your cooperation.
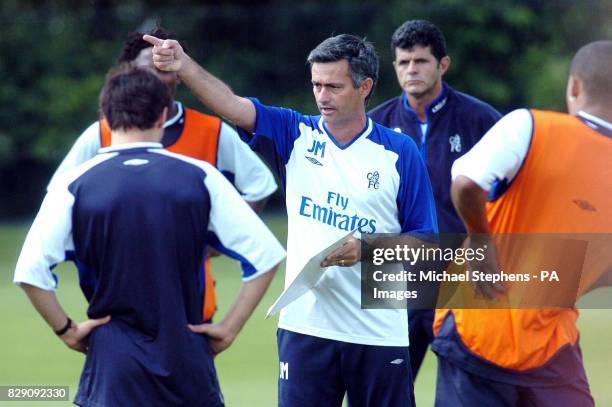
[311,60,368,128]
[393,45,448,99]
[133,47,179,96]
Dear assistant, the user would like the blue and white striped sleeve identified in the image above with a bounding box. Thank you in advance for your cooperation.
[203,162,286,280]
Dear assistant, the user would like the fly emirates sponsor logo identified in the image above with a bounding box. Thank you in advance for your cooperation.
[298,191,377,233]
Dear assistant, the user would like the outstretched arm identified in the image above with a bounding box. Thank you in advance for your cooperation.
[143,35,256,132]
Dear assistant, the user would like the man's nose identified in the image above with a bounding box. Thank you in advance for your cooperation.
[316,87,331,101]
[407,61,418,73]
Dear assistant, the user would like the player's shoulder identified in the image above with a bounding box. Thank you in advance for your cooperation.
[530,108,571,121]
[152,148,217,173]
[51,151,116,193]
[367,120,419,156]
[290,112,328,135]
[183,106,220,122]
[74,120,102,144]
[181,106,224,133]
[368,96,402,120]
[85,120,101,134]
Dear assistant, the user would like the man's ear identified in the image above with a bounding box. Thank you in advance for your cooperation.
[439,55,451,76]
[567,75,582,100]
[566,75,583,114]
[360,78,374,100]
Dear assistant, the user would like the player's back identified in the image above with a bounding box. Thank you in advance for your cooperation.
[69,143,222,406]
[436,110,612,373]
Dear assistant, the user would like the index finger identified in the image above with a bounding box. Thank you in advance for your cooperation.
[143,34,163,47]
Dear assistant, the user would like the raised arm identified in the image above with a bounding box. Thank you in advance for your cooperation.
[143,35,256,132]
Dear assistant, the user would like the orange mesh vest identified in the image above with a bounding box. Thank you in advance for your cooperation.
[101,108,222,321]
[435,110,612,370]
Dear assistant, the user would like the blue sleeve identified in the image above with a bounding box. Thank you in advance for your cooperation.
[236,98,303,165]
[396,140,439,235]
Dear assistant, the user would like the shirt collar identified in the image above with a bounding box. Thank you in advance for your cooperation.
[164,101,183,128]
[578,110,612,131]
[317,116,373,150]
[99,142,163,154]
[401,82,449,122]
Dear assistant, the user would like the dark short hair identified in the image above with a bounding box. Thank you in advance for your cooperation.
[118,26,183,64]
[307,34,379,104]
[391,20,447,61]
[99,67,171,131]
[570,40,612,105]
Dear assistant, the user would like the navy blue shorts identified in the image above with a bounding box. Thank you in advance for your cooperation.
[435,356,594,407]
[277,329,415,407]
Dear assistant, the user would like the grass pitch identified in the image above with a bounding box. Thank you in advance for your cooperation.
[1,217,611,406]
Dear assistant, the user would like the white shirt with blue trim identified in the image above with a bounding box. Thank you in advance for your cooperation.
[241,100,438,346]
[48,101,277,202]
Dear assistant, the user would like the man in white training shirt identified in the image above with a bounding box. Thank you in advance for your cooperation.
[146,33,438,406]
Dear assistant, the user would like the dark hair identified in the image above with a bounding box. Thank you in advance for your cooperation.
[570,40,612,105]
[391,20,447,61]
[118,26,183,64]
[99,67,171,131]
[307,34,379,104]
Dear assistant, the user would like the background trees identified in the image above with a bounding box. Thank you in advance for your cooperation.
[2,0,610,217]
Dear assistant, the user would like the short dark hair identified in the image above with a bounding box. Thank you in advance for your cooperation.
[391,20,447,61]
[570,40,612,105]
[307,34,379,104]
[99,67,171,131]
[118,26,182,64]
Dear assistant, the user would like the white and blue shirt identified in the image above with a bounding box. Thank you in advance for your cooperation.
[240,99,437,346]
[48,101,277,203]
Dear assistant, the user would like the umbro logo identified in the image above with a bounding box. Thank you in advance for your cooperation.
[123,158,149,166]
[390,359,404,365]
[305,156,323,166]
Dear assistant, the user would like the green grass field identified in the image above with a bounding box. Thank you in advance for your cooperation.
[1,217,611,406]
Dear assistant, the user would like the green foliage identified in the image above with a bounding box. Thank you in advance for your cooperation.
[2,0,610,217]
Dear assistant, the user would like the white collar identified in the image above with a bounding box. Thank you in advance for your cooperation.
[578,110,612,130]
[99,142,162,153]
[164,101,183,128]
